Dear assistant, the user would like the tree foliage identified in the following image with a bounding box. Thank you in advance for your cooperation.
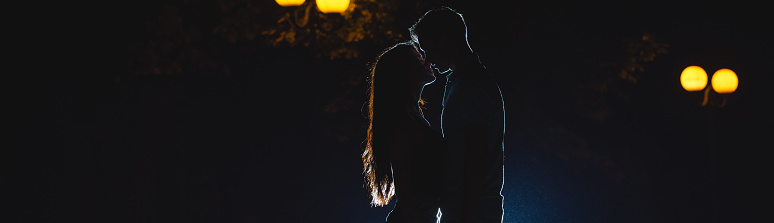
[617,33,669,83]
[559,33,669,123]
[129,0,408,78]
[216,0,404,60]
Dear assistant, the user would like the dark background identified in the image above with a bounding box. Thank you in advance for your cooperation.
[7,0,773,222]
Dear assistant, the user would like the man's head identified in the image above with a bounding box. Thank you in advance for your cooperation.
[409,7,472,73]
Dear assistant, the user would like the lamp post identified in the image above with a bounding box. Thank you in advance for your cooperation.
[679,65,739,223]
[270,0,352,54]
[272,0,350,29]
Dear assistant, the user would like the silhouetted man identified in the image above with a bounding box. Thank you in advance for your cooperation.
[410,7,505,223]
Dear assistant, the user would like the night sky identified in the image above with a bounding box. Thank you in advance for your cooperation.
[8,0,773,222]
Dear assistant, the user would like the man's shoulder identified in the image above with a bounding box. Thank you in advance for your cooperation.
[456,72,499,95]
[457,60,496,83]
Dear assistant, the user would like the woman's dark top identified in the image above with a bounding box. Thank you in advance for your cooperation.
[386,111,447,223]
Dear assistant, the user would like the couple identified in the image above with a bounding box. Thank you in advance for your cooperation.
[362,7,505,223]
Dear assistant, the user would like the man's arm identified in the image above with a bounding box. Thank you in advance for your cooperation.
[462,123,489,221]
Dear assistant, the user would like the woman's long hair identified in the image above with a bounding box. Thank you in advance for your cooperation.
[363,41,425,206]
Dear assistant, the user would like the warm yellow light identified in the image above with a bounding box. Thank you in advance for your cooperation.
[316,0,350,13]
[711,68,738,94]
[275,0,305,7]
[680,66,708,91]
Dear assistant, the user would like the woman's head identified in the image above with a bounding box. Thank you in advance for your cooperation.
[362,41,433,206]
[371,41,435,93]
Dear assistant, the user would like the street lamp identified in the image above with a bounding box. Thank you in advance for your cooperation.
[680,66,708,91]
[677,57,741,223]
[276,0,350,14]
[316,0,350,14]
[272,0,350,30]
[711,69,738,94]
[680,65,738,107]
[275,0,305,7]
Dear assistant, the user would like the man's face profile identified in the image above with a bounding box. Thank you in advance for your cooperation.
[416,39,451,74]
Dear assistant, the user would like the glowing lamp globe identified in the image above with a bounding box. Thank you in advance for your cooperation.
[711,68,738,94]
[276,0,305,7]
[680,66,708,91]
[316,0,350,13]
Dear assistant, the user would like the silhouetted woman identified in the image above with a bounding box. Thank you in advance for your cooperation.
[363,41,446,222]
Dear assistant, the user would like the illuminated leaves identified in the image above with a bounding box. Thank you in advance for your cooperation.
[618,33,669,83]
[129,0,403,78]
[591,33,669,93]
[251,0,403,60]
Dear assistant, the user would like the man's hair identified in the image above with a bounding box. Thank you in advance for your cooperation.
[409,6,469,46]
